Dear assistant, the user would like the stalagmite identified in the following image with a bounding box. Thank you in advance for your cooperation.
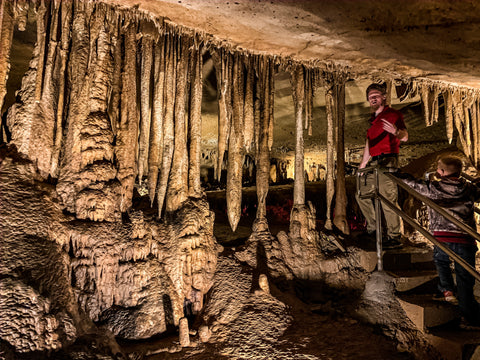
[243,57,255,151]
[0,0,15,113]
[442,90,454,143]
[332,81,350,235]
[137,34,154,184]
[115,22,139,212]
[179,317,190,347]
[148,38,165,204]
[212,49,232,181]
[51,1,73,177]
[324,85,335,231]
[291,65,305,206]
[166,38,189,212]
[188,40,203,197]
[156,33,176,216]
[226,54,245,232]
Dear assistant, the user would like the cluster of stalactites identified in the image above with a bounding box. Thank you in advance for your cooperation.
[210,49,276,231]
[397,79,480,167]
[4,0,208,221]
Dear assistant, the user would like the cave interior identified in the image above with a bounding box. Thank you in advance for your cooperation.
[2,1,480,359]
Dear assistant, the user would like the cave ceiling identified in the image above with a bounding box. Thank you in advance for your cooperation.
[119,0,480,88]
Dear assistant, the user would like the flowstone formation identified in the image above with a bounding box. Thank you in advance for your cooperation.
[0,148,218,355]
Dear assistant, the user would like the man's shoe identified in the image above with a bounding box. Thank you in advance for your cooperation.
[443,290,459,305]
[383,236,403,249]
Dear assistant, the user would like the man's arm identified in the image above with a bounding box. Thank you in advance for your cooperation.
[380,119,408,141]
[359,139,370,169]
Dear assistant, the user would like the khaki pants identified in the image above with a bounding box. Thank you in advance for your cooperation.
[355,166,401,238]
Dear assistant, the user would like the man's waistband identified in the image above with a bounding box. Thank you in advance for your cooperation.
[371,153,398,162]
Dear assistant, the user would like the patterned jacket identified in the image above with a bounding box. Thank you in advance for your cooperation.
[395,172,480,233]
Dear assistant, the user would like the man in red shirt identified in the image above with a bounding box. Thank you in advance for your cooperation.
[356,83,408,249]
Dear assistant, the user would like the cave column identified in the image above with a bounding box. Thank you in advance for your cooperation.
[288,65,317,242]
[324,84,335,230]
[332,80,350,235]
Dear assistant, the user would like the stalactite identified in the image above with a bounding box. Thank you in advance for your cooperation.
[38,0,59,173]
[253,57,271,230]
[243,56,254,151]
[324,85,335,231]
[226,53,245,232]
[420,85,431,127]
[188,38,203,197]
[51,1,73,177]
[166,37,189,213]
[442,90,454,144]
[463,92,474,163]
[148,37,166,205]
[137,34,154,184]
[476,98,480,167]
[212,49,232,181]
[34,0,48,102]
[452,89,471,157]
[13,0,28,31]
[430,85,440,125]
[0,0,15,112]
[267,59,275,151]
[304,68,313,136]
[385,79,392,106]
[157,33,176,216]
[108,17,122,136]
[471,96,479,167]
[332,81,349,235]
[291,65,305,206]
[115,21,139,212]
[420,84,440,127]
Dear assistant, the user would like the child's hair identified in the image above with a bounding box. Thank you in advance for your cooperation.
[439,155,463,176]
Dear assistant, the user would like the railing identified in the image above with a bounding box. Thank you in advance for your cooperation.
[356,166,480,281]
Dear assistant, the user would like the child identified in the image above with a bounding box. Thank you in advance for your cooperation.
[396,155,480,328]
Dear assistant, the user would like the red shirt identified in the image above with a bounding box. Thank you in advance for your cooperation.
[367,106,406,157]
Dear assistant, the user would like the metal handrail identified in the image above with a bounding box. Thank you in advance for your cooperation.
[384,172,480,244]
[356,166,480,282]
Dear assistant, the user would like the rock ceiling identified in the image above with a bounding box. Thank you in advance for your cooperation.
[119,0,480,88]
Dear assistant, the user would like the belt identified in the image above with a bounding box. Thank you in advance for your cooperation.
[371,153,398,162]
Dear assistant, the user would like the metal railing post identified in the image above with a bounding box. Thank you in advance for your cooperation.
[374,168,383,271]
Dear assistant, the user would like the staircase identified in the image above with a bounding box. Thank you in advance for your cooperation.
[381,244,480,360]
